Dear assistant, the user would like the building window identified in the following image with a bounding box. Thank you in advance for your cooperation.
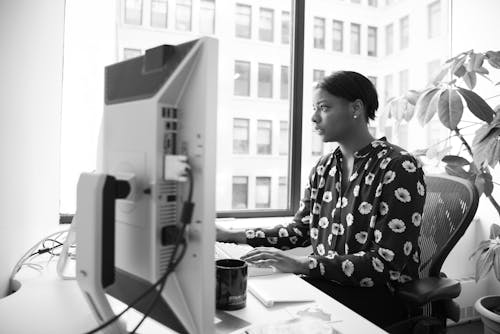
[332,20,343,52]
[313,17,325,49]
[427,59,441,83]
[281,11,290,44]
[278,177,288,209]
[280,65,289,100]
[151,0,168,28]
[200,0,215,35]
[234,61,250,96]
[351,0,361,3]
[125,0,143,25]
[235,4,251,38]
[399,69,409,95]
[257,120,272,154]
[313,69,325,83]
[312,130,323,156]
[175,0,191,31]
[232,176,248,209]
[233,118,249,154]
[350,23,361,54]
[367,26,377,56]
[279,121,289,155]
[428,0,440,38]
[259,8,274,42]
[258,63,273,98]
[385,23,393,55]
[384,74,393,102]
[368,76,377,90]
[368,0,378,7]
[400,15,409,49]
[123,48,141,60]
[255,177,271,208]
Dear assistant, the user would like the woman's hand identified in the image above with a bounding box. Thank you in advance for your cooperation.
[241,247,309,274]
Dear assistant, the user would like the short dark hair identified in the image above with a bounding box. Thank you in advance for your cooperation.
[316,71,379,121]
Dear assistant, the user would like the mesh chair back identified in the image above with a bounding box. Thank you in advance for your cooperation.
[418,174,479,279]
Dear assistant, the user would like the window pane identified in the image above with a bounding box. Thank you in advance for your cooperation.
[200,0,215,35]
[368,0,378,7]
[385,23,393,55]
[233,118,249,154]
[280,65,289,100]
[232,176,248,209]
[350,23,360,54]
[313,17,325,49]
[368,26,377,56]
[234,60,250,96]
[313,69,325,83]
[400,15,409,49]
[398,69,409,95]
[281,11,290,44]
[279,121,289,155]
[278,176,288,209]
[258,63,273,98]
[125,0,143,25]
[332,20,343,52]
[259,8,274,42]
[123,48,141,60]
[257,120,272,154]
[235,4,251,38]
[384,74,393,102]
[255,177,271,208]
[428,0,440,38]
[175,0,191,31]
[151,0,168,28]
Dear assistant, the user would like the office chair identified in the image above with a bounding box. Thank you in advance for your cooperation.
[387,174,480,334]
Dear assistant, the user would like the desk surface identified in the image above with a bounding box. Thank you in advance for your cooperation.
[0,256,387,334]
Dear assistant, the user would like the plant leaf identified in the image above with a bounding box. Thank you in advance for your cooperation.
[475,172,494,196]
[471,240,494,259]
[442,155,470,166]
[416,88,440,126]
[457,87,495,123]
[490,224,500,239]
[486,50,500,69]
[475,246,494,282]
[472,127,500,168]
[404,90,422,105]
[463,71,477,89]
[452,56,467,76]
[430,66,450,86]
[454,65,467,77]
[494,247,500,281]
[438,88,464,129]
[444,164,474,180]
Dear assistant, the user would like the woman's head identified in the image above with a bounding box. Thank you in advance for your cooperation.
[311,71,379,142]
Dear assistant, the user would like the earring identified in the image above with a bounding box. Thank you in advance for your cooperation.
[353,115,358,119]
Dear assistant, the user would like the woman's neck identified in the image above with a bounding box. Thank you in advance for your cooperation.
[338,128,375,160]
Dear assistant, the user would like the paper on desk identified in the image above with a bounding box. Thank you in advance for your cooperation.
[285,303,342,323]
[241,318,342,334]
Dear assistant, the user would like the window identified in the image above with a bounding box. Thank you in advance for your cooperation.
[368,76,377,90]
[278,177,288,209]
[123,48,141,60]
[399,69,409,95]
[400,15,409,49]
[281,11,290,44]
[255,177,271,208]
[234,61,250,96]
[332,20,343,52]
[235,4,251,38]
[312,130,323,156]
[368,0,378,7]
[350,23,361,54]
[124,0,143,25]
[175,0,191,31]
[384,74,393,102]
[313,17,325,49]
[258,63,273,98]
[280,65,289,100]
[233,118,249,154]
[151,0,168,28]
[313,69,325,83]
[427,59,441,83]
[351,0,361,3]
[279,121,289,155]
[232,176,248,209]
[385,23,393,55]
[367,26,377,56]
[200,0,215,35]
[257,120,272,154]
[428,0,440,38]
[259,8,274,42]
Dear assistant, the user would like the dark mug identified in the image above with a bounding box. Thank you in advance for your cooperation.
[215,259,248,310]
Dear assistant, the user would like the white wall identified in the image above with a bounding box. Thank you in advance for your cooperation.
[0,0,65,297]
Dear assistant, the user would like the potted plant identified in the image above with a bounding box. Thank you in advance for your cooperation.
[385,49,500,333]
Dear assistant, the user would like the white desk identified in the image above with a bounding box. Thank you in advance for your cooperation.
[0,256,387,334]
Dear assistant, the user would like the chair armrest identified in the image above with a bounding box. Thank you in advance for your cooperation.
[395,277,461,306]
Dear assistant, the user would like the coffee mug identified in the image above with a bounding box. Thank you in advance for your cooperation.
[215,259,248,310]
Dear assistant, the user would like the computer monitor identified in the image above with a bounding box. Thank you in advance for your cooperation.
[92,37,218,334]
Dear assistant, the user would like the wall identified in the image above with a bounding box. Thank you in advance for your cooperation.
[0,0,65,297]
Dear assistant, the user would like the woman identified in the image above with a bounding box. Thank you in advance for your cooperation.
[217,71,426,328]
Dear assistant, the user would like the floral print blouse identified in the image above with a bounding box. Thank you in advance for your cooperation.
[245,138,426,288]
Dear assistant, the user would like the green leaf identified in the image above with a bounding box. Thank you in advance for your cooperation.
[472,128,500,168]
[486,51,500,69]
[438,89,464,129]
[473,112,500,145]
[490,224,500,239]
[416,88,440,126]
[404,90,422,105]
[430,66,449,86]
[452,56,467,76]
[463,71,477,89]
[494,247,500,281]
[471,240,494,259]
[444,164,474,180]
[475,246,495,282]
[442,155,470,166]
[475,172,494,196]
[457,87,495,123]
[454,65,467,77]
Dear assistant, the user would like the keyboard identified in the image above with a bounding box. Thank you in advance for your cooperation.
[215,242,276,277]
